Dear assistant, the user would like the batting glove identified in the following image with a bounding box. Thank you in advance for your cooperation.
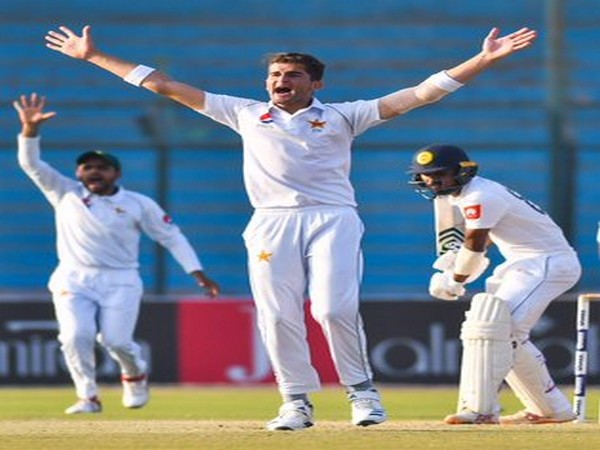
[429,271,466,301]
[432,250,489,284]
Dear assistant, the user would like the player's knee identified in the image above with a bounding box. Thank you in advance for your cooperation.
[310,305,354,326]
[259,310,289,327]
[58,330,95,348]
[511,327,530,345]
[461,293,512,341]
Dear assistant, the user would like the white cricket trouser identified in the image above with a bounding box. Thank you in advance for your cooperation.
[243,205,373,394]
[486,251,581,415]
[49,266,147,399]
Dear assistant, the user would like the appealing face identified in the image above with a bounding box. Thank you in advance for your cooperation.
[265,62,323,113]
[76,158,120,195]
[418,170,460,196]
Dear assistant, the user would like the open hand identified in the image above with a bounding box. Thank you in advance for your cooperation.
[13,93,56,135]
[482,27,537,60]
[45,25,96,60]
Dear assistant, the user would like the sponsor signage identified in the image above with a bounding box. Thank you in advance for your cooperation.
[361,301,595,384]
[177,299,337,383]
[0,298,594,385]
[0,302,177,384]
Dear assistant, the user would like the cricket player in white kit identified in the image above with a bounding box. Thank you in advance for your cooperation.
[14,93,220,414]
[409,144,581,425]
[44,23,536,429]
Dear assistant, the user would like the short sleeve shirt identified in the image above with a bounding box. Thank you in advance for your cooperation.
[449,176,573,259]
[199,93,384,208]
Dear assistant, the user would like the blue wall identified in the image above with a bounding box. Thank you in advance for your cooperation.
[0,0,598,297]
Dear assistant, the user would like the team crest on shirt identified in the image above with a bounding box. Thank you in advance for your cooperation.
[259,113,273,124]
[163,214,173,224]
[464,204,482,220]
[115,207,126,214]
[308,119,326,130]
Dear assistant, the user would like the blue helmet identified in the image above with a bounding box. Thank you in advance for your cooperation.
[408,144,478,199]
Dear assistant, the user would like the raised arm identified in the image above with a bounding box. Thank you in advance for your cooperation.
[446,27,537,82]
[379,27,537,120]
[13,94,74,203]
[45,25,207,111]
[13,93,57,137]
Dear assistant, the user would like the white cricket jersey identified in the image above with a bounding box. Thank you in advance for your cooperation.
[199,94,384,208]
[18,135,203,272]
[449,176,574,259]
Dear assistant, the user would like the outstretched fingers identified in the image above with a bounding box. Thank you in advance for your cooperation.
[35,93,48,110]
[15,93,36,109]
[12,100,23,113]
[507,27,538,47]
[507,27,535,38]
[45,30,68,50]
[41,111,58,121]
[483,26,537,57]
[45,25,93,59]
[13,93,56,123]
[20,92,42,108]
[58,25,77,37]
[485,27,500,41]
[82,25,92,38]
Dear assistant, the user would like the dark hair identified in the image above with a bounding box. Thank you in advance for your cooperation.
[266,52,326,81]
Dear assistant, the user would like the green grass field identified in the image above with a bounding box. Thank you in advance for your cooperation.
[0,385,598,449]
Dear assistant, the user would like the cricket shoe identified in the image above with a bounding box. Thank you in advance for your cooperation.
[444,409,499,424]
[122,374,149,409]
[500,410,576,425]
[266,400,314,431]
[64,396,102,414]
[348,390,387,426]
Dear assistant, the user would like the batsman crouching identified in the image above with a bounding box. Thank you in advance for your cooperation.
[408,144,581,425]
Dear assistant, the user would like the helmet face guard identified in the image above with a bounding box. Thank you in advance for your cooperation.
[407,145,478,199]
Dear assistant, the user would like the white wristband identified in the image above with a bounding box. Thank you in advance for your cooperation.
[123,65,156,86]
[454,246,486,276]
[426,71,464,92]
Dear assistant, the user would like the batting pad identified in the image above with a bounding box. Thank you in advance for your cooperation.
[457,294,513,414]
[504,340,572,416]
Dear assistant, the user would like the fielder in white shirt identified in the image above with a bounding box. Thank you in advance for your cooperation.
[44,24,536,429]
[14,93,220,415]
[409,144,581,425]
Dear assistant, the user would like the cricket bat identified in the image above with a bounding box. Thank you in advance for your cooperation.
[434,195,465,256]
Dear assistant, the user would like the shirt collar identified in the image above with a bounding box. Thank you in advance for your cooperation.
[267,97,326,115]
[80,184,123,201]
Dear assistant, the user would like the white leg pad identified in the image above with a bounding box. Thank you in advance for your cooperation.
[457,293,513,414]
[504,340,572,416]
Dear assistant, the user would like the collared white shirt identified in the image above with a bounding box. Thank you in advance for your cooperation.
[450,176,574,259]
[199,94,384,208]
[18,135,203,272]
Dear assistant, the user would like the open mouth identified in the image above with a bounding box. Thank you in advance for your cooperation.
[274,87,292,94]
[85,177,105,189]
